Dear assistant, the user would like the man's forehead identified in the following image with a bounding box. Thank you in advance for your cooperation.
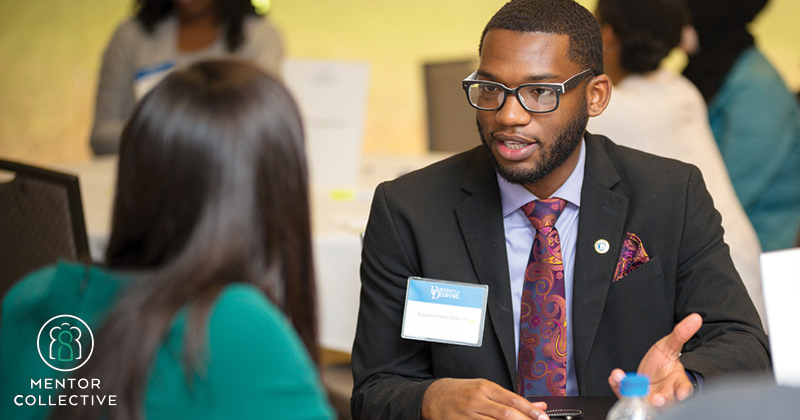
[478,29,576,81]
[481,29,570,57]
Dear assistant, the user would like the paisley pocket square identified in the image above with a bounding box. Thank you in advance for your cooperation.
[612,233,650,282]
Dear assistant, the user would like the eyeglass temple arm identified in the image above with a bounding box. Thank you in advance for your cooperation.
[562,69,594,91]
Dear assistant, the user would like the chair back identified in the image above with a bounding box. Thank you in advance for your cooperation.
[424,59,482,152]
[0,159,91,302]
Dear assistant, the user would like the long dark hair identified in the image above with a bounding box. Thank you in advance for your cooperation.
[52,60,316,420]
[134,0,258,52]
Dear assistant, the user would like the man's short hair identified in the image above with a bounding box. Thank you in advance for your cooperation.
[479,0,604,76]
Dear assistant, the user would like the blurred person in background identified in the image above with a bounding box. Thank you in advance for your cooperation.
[587,0,767,326]
[90,0,284,155]
[682,0,800,252]
[657,376,799,420]
[1,60,333,420]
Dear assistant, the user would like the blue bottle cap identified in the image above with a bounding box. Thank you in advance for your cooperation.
[619,373,650,397]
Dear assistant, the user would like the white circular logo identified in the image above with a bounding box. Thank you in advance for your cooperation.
[37,315,94,372]
[594,239,610,254]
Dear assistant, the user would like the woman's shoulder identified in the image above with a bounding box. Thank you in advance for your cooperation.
[109,17,150,42]
[238,15,283,73]
[3,262,125,317]
[4,264,63,303]
[106,16,178,51]
[210,283,280,323]
[724,48,789,95]
[206,283,306,360]
[241,14,280,37]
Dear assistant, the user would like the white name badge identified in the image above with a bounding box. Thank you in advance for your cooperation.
[401,277,488,347]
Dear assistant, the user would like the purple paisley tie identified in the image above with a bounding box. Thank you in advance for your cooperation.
[518,198,567,397]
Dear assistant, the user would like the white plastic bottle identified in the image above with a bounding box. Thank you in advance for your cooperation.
[605,373,656,420]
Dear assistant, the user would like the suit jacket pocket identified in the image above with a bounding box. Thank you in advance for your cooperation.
[605,255,663,307]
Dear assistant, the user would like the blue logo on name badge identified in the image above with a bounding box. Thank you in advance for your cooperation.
[406,278,486,309]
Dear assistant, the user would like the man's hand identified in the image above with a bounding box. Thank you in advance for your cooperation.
[608,313,703,407]
[421,378,549,420]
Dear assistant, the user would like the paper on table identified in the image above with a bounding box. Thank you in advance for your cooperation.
[760,248,800,387]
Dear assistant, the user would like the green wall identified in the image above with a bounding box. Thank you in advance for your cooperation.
[1,0,797,163]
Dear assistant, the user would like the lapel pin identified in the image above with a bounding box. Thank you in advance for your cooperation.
[595,239,610,254]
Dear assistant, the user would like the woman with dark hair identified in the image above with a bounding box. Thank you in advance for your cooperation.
[682,0,800,252]
[90,0,284,155]
[586,0,767,327]
[0,60,333,420]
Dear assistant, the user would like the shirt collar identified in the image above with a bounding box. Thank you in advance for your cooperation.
[497,138,585,217]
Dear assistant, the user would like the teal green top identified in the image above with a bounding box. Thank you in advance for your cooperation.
[0,261,334,420]
[707,47,800,251]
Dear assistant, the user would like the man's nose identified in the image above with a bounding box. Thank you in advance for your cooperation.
[495,94,532,126]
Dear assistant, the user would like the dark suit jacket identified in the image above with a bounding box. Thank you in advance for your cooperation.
[351,134,770,420]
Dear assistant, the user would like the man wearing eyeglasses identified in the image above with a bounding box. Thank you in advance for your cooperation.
[351,1,770,419]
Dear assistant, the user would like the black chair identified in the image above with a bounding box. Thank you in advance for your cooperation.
[0,159,91,303]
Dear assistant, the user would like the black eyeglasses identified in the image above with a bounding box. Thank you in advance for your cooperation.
[462,69,594,113]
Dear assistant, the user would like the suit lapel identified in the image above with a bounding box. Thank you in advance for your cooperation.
[572,135,629,389]
[454,150,518,389]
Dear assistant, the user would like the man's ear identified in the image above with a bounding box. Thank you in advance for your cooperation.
[586,74,611,117]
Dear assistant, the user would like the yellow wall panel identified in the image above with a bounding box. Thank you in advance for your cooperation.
[1,0,797,164]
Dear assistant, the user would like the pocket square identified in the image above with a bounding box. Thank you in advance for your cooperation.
[612,233,650,282]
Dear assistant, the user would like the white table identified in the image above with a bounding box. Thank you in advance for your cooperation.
[53,152,451,354]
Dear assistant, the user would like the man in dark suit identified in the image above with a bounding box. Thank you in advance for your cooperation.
[351,1,770,419]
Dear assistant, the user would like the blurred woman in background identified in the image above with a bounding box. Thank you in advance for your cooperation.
[90,0,284,155]
[1,60,333,420]
[682,0,800,252]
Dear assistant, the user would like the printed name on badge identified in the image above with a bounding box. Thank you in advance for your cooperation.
[401,277,488,346]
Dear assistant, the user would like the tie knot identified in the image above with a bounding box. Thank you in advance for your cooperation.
[522,198,566,229]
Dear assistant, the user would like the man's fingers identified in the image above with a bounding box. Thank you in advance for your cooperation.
[650,392,667,407]
[486,385,549,420]
[509,398,548,420]
[675,378,695,401]
[650,371,694,407]
[607,368,626,398]
[531,402,548,411]
[423,378,549,420]
[650,385,676,407]
[662,313,703,356]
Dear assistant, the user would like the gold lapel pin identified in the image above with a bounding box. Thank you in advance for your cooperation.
[595,239,610,254]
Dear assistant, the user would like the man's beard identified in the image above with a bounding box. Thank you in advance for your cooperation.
[478,106,588,186]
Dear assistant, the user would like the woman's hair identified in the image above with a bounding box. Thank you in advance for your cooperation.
[134,0,258,52]
[596,0,689,73]
[52,59,315,420]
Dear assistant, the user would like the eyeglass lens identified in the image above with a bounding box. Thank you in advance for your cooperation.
[467,83,558,112]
